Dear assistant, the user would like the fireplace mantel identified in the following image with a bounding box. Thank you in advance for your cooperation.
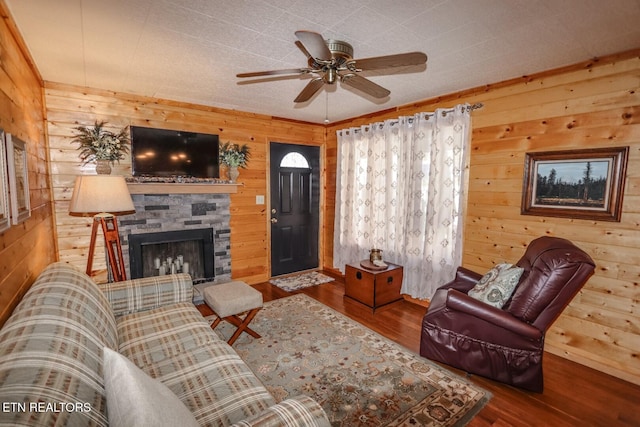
[127,182,241,194]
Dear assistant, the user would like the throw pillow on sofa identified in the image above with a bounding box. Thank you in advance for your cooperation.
[102,347,199,427]
[468,263,524,308]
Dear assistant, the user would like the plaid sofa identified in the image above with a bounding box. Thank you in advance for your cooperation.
[0,262,329,426]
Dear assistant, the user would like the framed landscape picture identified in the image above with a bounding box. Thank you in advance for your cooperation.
[6,133,31,224]
[521,146,629,222]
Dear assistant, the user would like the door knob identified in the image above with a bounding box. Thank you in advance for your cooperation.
[270,218,278,223]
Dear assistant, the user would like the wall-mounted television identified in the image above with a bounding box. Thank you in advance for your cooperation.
[130,126,219,179]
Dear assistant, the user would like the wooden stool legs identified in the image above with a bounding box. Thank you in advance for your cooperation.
[211,307,262,345]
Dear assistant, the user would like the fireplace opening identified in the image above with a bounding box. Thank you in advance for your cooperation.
[128,228,214,282]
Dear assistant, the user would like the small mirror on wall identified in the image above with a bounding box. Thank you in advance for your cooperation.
[0,129,10,232]
[5,133,30,225]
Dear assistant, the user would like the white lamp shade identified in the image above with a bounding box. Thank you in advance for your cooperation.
[69,175,135,215]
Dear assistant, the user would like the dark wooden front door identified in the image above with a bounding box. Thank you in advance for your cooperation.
[270,142,320,276]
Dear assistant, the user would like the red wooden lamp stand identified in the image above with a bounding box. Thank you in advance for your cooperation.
[86,213,127,282]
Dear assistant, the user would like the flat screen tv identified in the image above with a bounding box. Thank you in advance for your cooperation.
[130,126,219,178]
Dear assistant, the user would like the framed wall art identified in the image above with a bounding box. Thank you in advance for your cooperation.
[0,129,10,232]
[5,133,31,224]
[521,146,629,222]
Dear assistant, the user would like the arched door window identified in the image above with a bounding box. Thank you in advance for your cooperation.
[280,152,310,168]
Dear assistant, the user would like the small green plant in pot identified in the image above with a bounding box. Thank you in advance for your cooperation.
[219,142,251,182]
[72,121,130,174]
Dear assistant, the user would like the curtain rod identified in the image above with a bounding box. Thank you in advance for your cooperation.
[411,102,484,118]
[339,103,484,134]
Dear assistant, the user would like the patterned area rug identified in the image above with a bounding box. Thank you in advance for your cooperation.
[206,294,491,426]
[269,271,334,291]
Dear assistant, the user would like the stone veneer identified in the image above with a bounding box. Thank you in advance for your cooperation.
[118,193,231,283]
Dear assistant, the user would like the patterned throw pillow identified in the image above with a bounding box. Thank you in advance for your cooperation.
[468,263,524,308]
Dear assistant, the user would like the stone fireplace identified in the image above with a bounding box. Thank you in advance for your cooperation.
[118,192,232,284]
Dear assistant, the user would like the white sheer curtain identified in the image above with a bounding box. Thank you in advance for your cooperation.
[333,104,472,300]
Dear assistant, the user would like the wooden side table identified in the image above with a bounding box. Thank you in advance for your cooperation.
[345,261,403,312]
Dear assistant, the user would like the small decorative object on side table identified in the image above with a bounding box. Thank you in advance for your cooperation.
[345,260,403,312]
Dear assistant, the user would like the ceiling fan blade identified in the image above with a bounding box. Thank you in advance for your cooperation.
[352,52,427,71]
[294,78,325,103]
[342,74,390,98]
[237,68,308,78]
[236,73,308,85]
[295,40,313,61]
[295,30,332,61]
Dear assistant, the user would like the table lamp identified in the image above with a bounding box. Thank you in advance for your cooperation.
[69,175,135,281]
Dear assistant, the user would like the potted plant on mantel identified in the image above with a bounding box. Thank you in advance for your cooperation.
[72,121,130,174]
[219,142,251,182]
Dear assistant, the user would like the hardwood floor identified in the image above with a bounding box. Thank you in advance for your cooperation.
[202,277,640,426]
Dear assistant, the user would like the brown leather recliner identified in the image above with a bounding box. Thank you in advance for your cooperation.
[419,236,595,392]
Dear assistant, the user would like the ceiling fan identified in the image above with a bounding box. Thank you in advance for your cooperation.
[236,30,428,103]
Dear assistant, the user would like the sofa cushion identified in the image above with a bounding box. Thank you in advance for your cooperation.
[102,273,193,317]
[116,300,275,424]
[0,262,116,427]
[117,302,215,366]
[468,263,524,308]
[10,262,118,348]
[141,343,276,426]
[103,347,198,427]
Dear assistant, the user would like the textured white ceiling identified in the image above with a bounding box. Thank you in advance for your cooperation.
[5,0,640,124]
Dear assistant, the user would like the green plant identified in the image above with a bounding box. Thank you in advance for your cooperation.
[219,142,251,168]
[72,121,130,164]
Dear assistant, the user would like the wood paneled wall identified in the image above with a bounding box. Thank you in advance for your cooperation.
[324,50,640,386]
[0,2,56,325]
[44,83,325,285]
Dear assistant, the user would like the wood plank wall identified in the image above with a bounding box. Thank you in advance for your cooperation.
[0,2,57,325]
[44,83,325,285]
[324,50,640,386]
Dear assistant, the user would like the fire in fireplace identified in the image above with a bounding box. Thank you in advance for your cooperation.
[128,228,214,282]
